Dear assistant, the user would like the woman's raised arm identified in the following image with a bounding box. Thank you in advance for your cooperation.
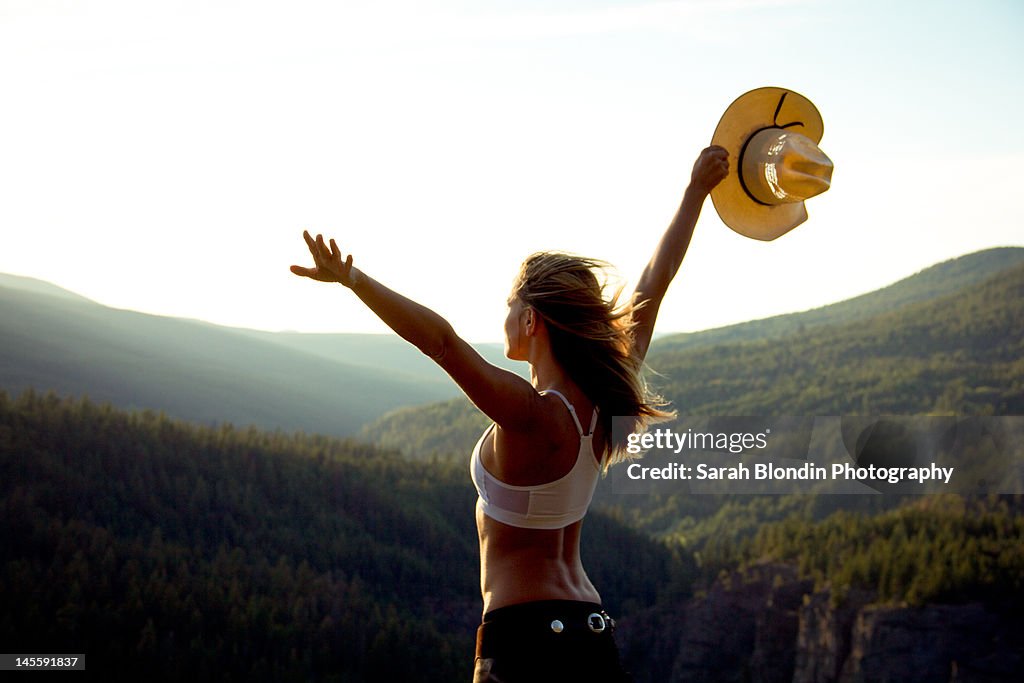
[290,231,541,430]
[631,146,728,361]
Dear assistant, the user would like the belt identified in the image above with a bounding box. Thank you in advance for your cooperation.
[476,600,617,659]
[550,609,615,634]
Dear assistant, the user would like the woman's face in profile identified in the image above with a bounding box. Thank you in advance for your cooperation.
[503,295,527,361]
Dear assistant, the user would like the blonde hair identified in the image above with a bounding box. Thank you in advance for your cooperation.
[512,251,674,470]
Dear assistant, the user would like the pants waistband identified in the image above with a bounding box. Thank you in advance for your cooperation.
[483,600,604,624]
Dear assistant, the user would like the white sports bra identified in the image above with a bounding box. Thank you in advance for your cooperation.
[470,389,601,530]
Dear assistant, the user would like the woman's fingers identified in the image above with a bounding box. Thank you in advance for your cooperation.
[315,234,330,262]
[304,230,335,268]
[315,234,346,268]
[302,230,319,256]
[296,230,355,284]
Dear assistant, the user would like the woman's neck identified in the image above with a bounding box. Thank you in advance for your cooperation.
[528,347,571,392]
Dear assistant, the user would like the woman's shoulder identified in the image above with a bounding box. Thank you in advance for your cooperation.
[489,390,593,484]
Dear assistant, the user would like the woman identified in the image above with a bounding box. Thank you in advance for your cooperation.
[291,145,728,681]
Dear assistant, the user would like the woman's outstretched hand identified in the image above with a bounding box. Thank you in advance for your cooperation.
[290,230,360,288]
[690,145,729,197]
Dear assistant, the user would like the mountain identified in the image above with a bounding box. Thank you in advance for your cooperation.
[0,391,680,681]
[355,248,1024,571]
[358,395,492,460]
[652,246,1024,353]
[3,248,1022,680]
[359,248,1024,460]
[345,250,1024,682]
[645,259,1024,417]
[2,380,1020,681]
[3,247,1019,439]
[228,329,523,385]
[0,274,525,437]
[0,272,96,303]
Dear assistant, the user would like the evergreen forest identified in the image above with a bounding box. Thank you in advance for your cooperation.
[2,249,1023,680]
[0,391,680,680]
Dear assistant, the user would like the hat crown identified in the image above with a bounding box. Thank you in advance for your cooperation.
[740,129,833,207]
[709,87,832,240]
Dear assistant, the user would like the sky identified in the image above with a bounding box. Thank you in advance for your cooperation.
[1,0,1022,342]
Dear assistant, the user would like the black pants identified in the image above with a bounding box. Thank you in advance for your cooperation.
[472,600,632,683]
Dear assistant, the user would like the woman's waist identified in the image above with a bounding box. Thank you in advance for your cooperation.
[481,553,600,613]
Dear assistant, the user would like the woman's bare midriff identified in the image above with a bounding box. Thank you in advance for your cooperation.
[475,391,605,614]
[476,500,601,614]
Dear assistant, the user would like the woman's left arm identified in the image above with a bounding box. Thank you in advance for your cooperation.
[631,146,728,361]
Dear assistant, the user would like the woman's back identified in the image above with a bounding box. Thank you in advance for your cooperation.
[472,389,606,612]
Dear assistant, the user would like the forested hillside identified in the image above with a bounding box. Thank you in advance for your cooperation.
[4,249,1023,680]
[350,251,1024,681]
[361,255,1024,460]
[645,260,1024,416]
[358,395,491,460]
[651,246,1024,353]
[3,395,1020,681]
[0,274,522,437]
[0,391,680,681]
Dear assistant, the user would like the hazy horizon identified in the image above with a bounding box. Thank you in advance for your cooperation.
[2,1,1021,341]
[4,244,1021,345]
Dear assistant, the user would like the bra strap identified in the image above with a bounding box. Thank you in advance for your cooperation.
[587,408,599,437]
[541,389,584,436]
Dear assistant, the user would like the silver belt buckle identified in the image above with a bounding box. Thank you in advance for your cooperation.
[586,612,606,634]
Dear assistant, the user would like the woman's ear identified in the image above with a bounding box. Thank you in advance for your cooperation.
[524,307,541,336]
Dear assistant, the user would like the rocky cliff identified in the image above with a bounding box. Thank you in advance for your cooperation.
[618,563,1022,683]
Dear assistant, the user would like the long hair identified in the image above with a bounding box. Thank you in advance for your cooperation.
[512,251,674,470]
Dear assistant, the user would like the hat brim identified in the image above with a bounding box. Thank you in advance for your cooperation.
[710,87,824,241]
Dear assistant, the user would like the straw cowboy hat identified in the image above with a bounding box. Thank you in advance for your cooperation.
[710,87,833,241]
